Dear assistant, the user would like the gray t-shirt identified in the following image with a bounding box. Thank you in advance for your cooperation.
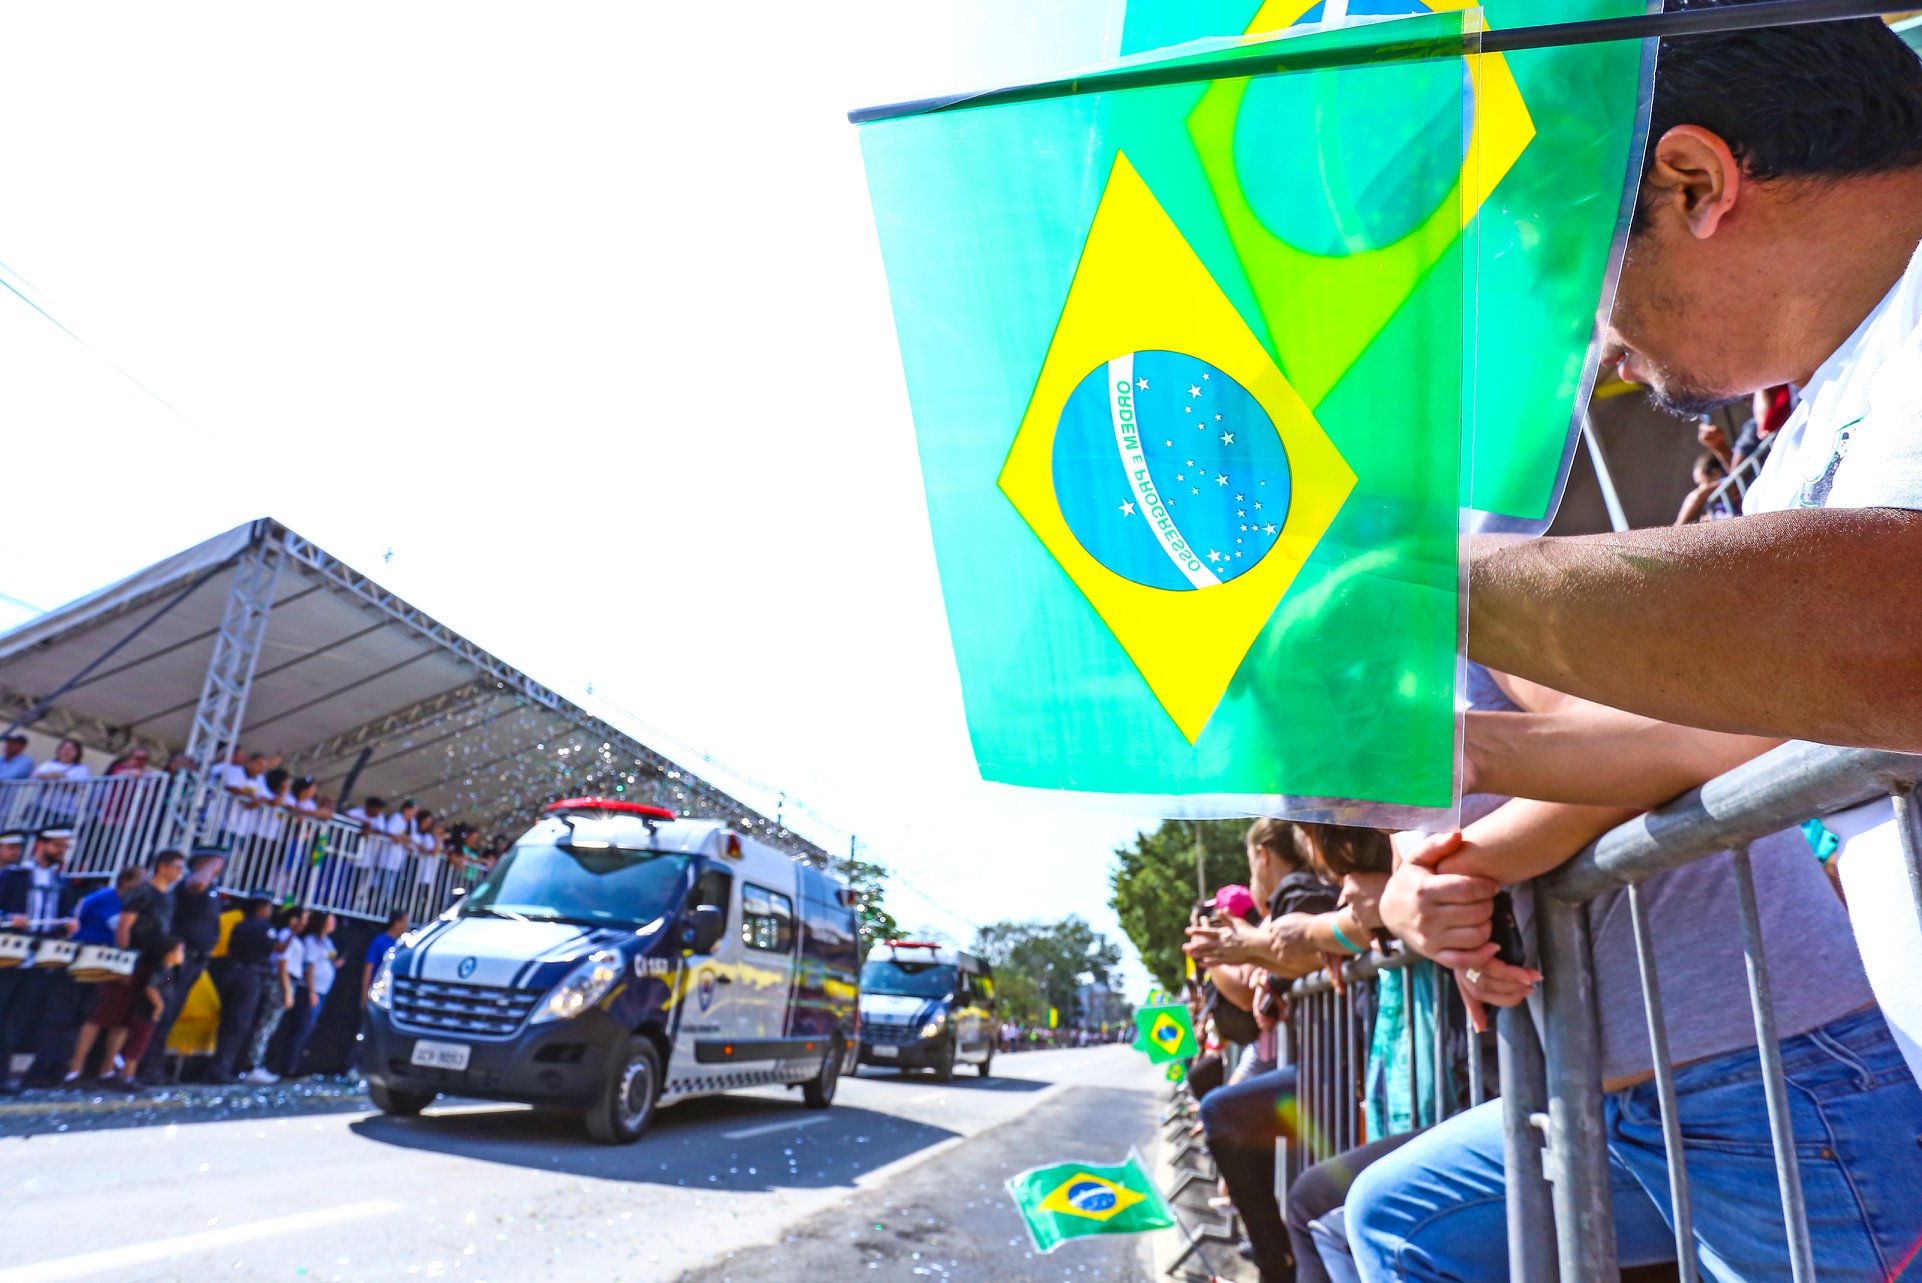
[1464,665,1874,1083]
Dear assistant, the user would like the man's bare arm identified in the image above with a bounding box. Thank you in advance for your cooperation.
[1467,706,1781,808]
[1468,508,1922,750]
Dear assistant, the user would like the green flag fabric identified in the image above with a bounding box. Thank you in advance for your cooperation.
[1119,0,1656,525]
[1132,1003,1199,1064]
[857,7,1653,816]
[858,12,1480,817]
[1006,1150,1177,1253]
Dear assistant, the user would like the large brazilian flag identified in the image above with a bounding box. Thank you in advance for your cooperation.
[855,8,1651,816]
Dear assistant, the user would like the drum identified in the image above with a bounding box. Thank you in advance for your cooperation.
[28,938,78,969]
[0,934,30,969]
[69,944,138,984]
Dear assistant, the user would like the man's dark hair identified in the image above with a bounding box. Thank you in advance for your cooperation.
[244,896,272,915]
[151,849,186,870]
[113,866,144,889]
[385,909,409,930]
[1649,3,1922,185]
[187,851,223,871]
[364,796,386,810]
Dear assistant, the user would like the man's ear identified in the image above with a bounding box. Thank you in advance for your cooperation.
[1644,124,1743,240]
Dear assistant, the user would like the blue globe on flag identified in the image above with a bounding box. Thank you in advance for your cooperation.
[1066,1179,1120,1215]
[1052,350,1292,592]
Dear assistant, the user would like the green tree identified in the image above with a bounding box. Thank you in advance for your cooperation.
[973,916,1124,1027]
[841,856,900,959]
[1107,820,1250,994]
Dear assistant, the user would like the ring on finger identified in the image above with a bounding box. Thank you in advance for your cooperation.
[1464,968,1484,985]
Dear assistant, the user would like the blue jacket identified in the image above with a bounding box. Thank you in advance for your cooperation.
[0,866,84,934]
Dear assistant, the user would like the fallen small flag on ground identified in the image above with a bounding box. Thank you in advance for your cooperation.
[1132,1003,1198,1064]
[1007,1149,1176,1253]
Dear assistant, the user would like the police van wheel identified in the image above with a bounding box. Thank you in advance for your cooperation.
[585,1038,661,1144]
[931,1036,955,1083]
[976,1050,992,1079]
[802,1039,842,1109]
[369,1081,436,1117]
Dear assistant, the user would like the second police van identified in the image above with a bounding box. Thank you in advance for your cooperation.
[856,940,996,1080]
[361,798,860,1143]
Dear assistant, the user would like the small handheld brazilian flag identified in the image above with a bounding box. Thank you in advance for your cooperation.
[1132,1003,1198,1064]
[1007,1149,1175,1253]
[1165,1061,1187,1084]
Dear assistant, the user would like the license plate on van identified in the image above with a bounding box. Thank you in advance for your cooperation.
[411,1039,470,1071]
[869,1045,898,1058]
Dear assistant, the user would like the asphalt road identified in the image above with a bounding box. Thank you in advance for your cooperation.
[0,1044,1167,1283]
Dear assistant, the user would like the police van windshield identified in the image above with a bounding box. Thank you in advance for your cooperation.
[861,959,957,999]
[462,843,690,928]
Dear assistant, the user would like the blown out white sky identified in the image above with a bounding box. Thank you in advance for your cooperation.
[0,2,1178,996]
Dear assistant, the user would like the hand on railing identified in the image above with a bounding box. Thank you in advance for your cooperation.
[1380,831,1503,969]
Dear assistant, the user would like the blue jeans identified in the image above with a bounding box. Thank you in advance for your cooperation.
[1347,1008,1922,1281]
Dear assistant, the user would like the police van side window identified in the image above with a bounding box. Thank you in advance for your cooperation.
[741,883,794,953]
[694,866,732,915]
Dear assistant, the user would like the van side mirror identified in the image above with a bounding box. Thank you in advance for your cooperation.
[684,904,726,954]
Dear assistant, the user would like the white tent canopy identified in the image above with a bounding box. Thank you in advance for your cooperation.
[0,517,823,860]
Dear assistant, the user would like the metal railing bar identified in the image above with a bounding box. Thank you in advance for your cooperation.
[1466,986,1485,1108]
[1729,844,1817,1283]
[1405,968,1420,1139]
[1498,1000,1559,1283]
[1542,743,1922,905]
[1431,964,1448,1123]
[1627,883,1700,1283]
[1888,784,1922,944]
[1539,897,1619,1283]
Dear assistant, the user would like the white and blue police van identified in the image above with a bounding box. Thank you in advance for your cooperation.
[362,798,860,1143]
[856,941,996,1080]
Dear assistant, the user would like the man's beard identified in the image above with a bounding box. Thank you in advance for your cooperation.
[1637,365,1746,420]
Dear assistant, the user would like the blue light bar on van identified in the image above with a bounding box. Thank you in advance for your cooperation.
[545,797,678,821]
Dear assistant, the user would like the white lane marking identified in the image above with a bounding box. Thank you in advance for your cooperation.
[908,1091,948,1104]
[851,1082,1072,1193]
[722,1114,831,1141]
[0,1200,405,1283]
[853,1135,967,1190]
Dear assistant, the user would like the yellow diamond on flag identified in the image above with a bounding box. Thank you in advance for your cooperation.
[1188,0,1533,407]
[1151,1011,1184,1048]
[998,152,1355,743]
[1039,1173,1149,1223]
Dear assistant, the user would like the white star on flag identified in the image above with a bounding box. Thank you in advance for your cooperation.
[1207,550,1222,563]
[1137,378,1149,390]
[1118,500,1137,517]
[1220,432,1235,445]
[1215,474,1229,487]
[1263,523,1278,535]
[1188,385,1202,398]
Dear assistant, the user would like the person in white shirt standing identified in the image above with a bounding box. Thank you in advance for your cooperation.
[1464,2,1922,1089]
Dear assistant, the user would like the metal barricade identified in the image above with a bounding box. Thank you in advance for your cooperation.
[1506,741,1922,1283]
[0,775,467,925]
[1280,947,1472,1186]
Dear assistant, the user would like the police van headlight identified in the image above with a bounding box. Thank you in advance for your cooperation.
[367,953,395,1011]
[919,1011,947,1040]
[533,951,622,1024]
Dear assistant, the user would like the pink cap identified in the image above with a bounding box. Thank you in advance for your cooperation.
[1213,884,1257,922]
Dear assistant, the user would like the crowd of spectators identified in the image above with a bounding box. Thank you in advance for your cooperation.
[0,825,418,1094]
[0,738,511,898]
[994,1022,1127,1053]
[1160,11,1922,1280]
